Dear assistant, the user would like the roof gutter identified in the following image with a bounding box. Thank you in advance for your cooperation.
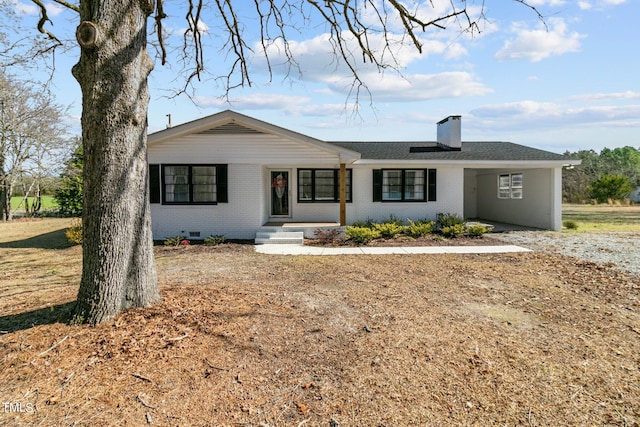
[353,159,582,168]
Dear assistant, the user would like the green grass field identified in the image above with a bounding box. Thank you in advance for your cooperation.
[10,195,58,212]
[563,203,640,232]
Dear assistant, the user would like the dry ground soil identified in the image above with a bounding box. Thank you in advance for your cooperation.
[1,219,639,426]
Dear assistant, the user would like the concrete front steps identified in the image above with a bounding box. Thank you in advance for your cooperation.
[256,224,345,245]
[255,229,305,245]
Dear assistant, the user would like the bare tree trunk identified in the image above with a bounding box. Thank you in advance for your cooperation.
[71,0,159,324]
[0,155,8,221]
[3,179,13,221]
[0,184,8,221]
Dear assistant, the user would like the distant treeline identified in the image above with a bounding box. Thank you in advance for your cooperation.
[563,146,639,203]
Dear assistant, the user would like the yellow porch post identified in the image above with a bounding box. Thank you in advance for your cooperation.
[339,163,346,226]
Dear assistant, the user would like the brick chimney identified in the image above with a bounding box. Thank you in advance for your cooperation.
[436,115,461,150]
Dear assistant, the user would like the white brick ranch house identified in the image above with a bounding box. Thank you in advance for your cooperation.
[147,110,580,240]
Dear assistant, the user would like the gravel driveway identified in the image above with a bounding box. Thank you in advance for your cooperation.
[494,231,640,278]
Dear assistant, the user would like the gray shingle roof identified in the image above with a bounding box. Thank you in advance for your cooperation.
[329,141,572,161]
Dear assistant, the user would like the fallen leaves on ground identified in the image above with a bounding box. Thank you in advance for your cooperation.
[1,243,639,426]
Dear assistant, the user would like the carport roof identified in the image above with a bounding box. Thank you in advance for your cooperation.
[329,141,575,162]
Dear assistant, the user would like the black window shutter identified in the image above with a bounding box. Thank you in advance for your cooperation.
[217,164,228,203]
[149,164,160,204]
[427,169,437,201]
[373,169,382,202]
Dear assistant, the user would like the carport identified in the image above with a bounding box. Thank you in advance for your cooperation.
[463,166,564,230]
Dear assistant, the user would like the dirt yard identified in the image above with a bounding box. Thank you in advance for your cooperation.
[1,221,639,426]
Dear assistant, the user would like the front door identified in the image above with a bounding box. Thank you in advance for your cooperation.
[270,170,290,217]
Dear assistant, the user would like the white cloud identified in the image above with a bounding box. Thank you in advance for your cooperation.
[526,0,566,6]
[12,1,38,15]
[254,28,469,86]
[45,2,64,17]
[326,71,492,101]
[494,18,584,62]
[175,17,209,36]
[193,93,310,110]
[359,0,482,38]
[470,100,640,130]
[577,0,626,10]
[12,1,65,16]
[472,100,561,118]
[569,91,640,102]
[192,93,359,119]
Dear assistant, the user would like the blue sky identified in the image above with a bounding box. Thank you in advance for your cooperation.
[8,0,640,154]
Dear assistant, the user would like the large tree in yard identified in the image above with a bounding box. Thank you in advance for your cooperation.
[24,0,542,324]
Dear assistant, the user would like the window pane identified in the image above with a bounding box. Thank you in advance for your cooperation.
[498,174,510,199]
[511,173,523,199]
[383,170,402,200]
[404,170,425,200]
[193,185,216,202]
[298,170,313,201]
[165,166,189,184]
[315,170,335,200]
[165,166,189,202]
[511,173,523,188]
[192,166,216,184]
[192,166,216,202]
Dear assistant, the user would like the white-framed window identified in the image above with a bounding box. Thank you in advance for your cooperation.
[498,173,523,199]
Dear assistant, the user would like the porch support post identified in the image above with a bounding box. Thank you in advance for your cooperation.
[551,167,562,230]
[339,163,346,226]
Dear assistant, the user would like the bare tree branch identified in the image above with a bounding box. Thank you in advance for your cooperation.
[513,0,548,30]
[30,0,63,46]
[178,0,205,90]
[51,0,79,13]
[155,0,168,65]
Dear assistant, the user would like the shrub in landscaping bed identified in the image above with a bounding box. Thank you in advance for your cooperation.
[345,226,381,244]
[164,236,185,246]
[405,219,435,237]
[440,223,466,238]
[437,213,465,229]
[466,224,490,237]
[204,235,228,245]
[373,222,406,238]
